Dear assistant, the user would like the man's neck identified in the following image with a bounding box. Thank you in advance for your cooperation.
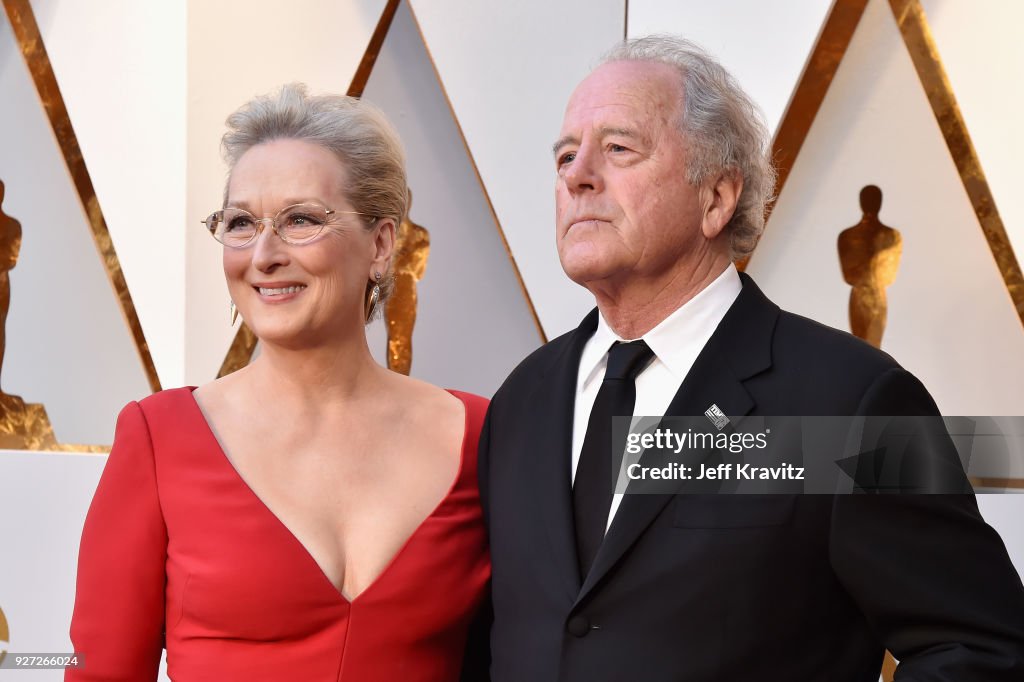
[591,258,732,339]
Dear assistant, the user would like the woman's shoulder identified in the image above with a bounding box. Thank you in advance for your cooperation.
[389,373,487,417]
[383,374,488,439]
[442,390,488,449]
[111,387,209,455]
[445,389,489,421]
[133,386,200,420]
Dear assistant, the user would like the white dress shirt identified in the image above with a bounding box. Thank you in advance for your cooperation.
[571,263,743,529]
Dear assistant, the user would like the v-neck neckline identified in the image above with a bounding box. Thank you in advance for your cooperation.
[183,386,471,605]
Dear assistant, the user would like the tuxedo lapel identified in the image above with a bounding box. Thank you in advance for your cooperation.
[575,274,779,604]
[529,309,599,598]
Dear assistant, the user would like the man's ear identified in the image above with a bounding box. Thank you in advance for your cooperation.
[371,218,396,277]
[701,169,743,240]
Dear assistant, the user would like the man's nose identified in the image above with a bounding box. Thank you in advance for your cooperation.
[563,146,603,194]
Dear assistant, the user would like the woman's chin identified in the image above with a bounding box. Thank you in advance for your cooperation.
[244,320,310,349]
[247,317,361,352]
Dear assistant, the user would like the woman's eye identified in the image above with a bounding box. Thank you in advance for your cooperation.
[287,213,323,226]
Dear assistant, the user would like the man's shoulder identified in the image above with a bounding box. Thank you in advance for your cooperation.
[728,273,902,382]
[492,324,580,402]
[772,309,901,375]
[752,307,935,414]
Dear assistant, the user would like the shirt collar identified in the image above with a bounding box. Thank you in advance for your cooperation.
[578,263,743,390]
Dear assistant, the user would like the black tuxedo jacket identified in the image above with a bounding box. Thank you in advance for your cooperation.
[475,274,1024,681]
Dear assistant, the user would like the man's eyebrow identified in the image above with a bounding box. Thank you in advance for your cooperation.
[552,135,579,157]
[551,127,644,157]
[599,126,640,140]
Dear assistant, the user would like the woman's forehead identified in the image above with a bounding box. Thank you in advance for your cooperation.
[228,139,349,207]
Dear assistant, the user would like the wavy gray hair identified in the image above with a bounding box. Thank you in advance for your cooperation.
[600,35,775,260]
[221,83,407,317]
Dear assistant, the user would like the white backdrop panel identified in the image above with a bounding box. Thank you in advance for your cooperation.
[920,0,1024,278]
[627,0,834,134]
[185,0,386,385]
[410,0,624,339]
[28,0,187,388]
[979,495,1024,579]
[362,0,541,396]
[0,451,171,681]
[0,17,150,445]
[0,452,101,680]
[746,0,1024,416]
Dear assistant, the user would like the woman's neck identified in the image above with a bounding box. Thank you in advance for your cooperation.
[240,330,387,411]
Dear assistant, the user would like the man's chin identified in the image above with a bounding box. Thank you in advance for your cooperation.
[559,261,617,291]
[559,259,594,283]
[558,245,611,280]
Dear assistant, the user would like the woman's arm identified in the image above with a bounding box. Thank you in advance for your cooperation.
[67,402,167,681]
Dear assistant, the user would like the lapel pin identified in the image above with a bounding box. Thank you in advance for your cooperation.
[704,404,730,431]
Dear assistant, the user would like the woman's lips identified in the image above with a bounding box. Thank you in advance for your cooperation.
[251,283,307,302]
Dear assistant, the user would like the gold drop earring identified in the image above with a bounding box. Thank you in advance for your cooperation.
[365,272,382,322]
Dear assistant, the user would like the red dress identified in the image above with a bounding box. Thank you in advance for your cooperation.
[68,387,490,681]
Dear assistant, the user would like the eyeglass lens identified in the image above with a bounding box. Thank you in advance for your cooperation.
[212,204,331,246]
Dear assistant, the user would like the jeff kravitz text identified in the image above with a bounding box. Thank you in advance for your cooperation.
[627,462,806,481]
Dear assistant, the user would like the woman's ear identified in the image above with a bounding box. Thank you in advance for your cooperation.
[371,218,396,277]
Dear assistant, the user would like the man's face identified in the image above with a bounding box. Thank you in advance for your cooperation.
[554,60,707,292]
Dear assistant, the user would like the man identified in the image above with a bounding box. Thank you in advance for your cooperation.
[477,36,1024,681]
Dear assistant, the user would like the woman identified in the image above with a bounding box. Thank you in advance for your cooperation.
[68,84,490,681]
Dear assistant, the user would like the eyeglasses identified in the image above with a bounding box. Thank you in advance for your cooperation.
[201,202,374,247]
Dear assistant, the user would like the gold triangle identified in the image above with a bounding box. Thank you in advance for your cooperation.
[888,0,1024,327]
[2,0,159,451]
[740,0,1023,333]
[3,0,160,392]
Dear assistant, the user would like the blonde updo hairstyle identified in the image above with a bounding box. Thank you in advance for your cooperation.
[220,83,407,321]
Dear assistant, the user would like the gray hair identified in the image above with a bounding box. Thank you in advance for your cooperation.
[600,35,775,260]
[221,83,407,317]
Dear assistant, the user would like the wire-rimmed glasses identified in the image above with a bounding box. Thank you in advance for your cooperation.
[201,202,374,247]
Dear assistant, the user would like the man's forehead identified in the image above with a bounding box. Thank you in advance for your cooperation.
[574,61,679,99]
[563,61,681,122]
[558,67,679,144]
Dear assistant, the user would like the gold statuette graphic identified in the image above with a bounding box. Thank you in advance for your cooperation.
[385,192,430,376]
[838,185,903,348]
[0,600,9,665]
[0,180,57,450]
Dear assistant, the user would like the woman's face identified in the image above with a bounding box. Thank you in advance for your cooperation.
[223,138,393,349]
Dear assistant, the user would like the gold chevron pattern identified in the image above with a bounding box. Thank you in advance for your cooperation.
[1,0,1020,461]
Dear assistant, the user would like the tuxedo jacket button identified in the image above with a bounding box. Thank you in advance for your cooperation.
[567,615,590,637]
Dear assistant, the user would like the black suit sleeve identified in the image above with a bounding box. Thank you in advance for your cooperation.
[477,406,492,532]
[460,406,493,682]
[829,368,1024,679]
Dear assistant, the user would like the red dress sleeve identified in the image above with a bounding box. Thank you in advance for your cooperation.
[67,402,167,681]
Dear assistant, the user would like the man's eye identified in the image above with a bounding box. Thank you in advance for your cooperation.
[226,216,253,231]
[557,151,576,167]
[608,143,628,153]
